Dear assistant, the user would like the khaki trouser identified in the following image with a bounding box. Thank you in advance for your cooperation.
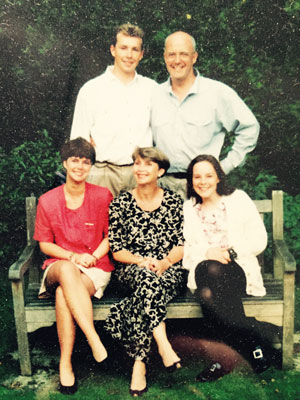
[159,175,187,200]
[87,162,136,197]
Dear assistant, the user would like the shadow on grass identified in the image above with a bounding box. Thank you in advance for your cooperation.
[1,320,300,399]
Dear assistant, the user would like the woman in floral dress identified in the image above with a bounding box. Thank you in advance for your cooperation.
[105,147,186,397]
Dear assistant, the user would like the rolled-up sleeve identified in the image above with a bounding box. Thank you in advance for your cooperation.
[218,85,260,174]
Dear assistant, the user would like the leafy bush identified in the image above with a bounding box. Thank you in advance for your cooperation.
[0,130,60,267]
[0,0,298,273]
[228,156,299,279]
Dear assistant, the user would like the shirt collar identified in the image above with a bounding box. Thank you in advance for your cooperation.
[166,69,201,98]
[105,65,139,85]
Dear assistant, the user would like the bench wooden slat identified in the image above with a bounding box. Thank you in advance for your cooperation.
[8,191,296,375]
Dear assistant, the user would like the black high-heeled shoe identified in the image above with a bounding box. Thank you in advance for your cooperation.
[59,377,78,395]
[165,360,182,373]
[129,386,148,397]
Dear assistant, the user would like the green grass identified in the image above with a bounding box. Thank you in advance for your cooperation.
[1,268,300,399]
[1,356,300,400]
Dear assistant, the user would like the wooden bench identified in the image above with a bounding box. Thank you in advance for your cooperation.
[9,191,296,375]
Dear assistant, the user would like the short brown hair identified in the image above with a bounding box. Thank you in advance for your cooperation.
[112,23,144,47]
[132,147,170,176]
[60,137,96,164]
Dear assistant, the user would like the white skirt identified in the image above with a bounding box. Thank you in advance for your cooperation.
[38,261,111,299]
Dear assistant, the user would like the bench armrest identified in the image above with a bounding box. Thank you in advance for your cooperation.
[8,244,36,281]
[274,239,296,273]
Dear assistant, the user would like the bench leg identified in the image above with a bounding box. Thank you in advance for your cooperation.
[11,280,32,375]
[282,272,295,369]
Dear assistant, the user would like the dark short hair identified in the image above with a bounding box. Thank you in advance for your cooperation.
[132,147,170,176]
[112,23,144,47]
[186,154,235,203]
[60,137,96,164]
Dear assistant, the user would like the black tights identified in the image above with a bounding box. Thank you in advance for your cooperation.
[195,260,267,365]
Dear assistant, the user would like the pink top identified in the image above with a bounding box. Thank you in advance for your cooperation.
[34,183,114,272]
[194,201,229,249]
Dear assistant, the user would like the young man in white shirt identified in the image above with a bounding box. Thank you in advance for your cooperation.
[70,23,157,196]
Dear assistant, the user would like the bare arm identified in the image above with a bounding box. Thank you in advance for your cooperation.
[92,236,110,261]
[39,242,96,268]
[40,242,73,261]
[112,249,153,269]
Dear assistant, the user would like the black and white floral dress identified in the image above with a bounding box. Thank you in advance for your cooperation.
[104,189,186,362]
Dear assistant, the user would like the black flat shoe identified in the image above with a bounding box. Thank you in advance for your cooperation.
[165,360,182,373]
[129,386,148,397]
[195,362,226,382]
[252,346,270,373]
[59,378,78,395]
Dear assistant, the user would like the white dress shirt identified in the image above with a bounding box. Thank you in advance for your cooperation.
[71,66,157,165]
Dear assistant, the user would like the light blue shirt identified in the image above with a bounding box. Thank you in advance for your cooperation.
[151,71,260,174]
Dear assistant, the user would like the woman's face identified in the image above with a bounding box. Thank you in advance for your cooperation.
[133,156,164,185]
[63,156,92,183]
[192,160,220,200]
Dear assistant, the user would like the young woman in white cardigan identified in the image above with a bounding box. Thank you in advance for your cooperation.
[183,154,272,381]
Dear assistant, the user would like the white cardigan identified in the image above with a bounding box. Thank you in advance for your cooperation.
[183,189,267,296]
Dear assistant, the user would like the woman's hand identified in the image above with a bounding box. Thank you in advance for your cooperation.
[149,258,171,276]
[137,257,153,269]
[70,252,97,268]
[205,247,231,264]
[137,257,168,276]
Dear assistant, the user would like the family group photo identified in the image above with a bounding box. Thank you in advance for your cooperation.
[0,1,299,399]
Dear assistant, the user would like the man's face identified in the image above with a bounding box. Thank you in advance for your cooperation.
[110,32,144,76]
[164,33,198,83]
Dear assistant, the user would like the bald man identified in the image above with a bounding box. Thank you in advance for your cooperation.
[151,31,260,198]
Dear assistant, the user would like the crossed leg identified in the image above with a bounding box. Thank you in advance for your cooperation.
[46,261,107,385]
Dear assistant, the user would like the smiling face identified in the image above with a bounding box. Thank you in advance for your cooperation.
[192,160,220,201]
[110,32,144,78]
[63,156,92,184]
[133,156,164,186]
[164,32,198,83]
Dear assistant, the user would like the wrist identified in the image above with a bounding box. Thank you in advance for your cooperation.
[137,256,144,266]
[68,252,75,261]
[163,256,172,268]
[92,254,98,261]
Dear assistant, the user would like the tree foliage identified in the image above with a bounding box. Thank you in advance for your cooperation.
[0,0,299,192]
[0,0,299,268]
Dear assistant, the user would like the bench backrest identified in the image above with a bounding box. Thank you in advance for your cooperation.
[25,190,285,285]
